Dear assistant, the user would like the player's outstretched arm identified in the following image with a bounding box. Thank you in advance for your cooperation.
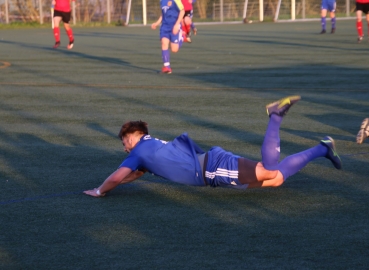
[151,16,162,30]
[84,166,136,197]
[173,10,185,34]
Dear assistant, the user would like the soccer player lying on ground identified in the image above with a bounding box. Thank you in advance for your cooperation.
[84,96,342,197]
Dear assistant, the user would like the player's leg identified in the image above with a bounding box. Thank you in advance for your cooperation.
[184,16,192,41]
[356,5,364,42]
[262,96,301,171]
[366,12,369,39]
[169,28,183,53]
[52,14,62,48]
[181,12,192,42]
[356,118,369,144]
[61,12,74,49]
[250,136,342,188]
[190,10,197,35]
[64,23,74,49]
[321,8,328,34]
[161,37,172,74]
[330,2,336,33]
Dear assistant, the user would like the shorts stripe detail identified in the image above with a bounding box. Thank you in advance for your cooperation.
[205,169,238,179]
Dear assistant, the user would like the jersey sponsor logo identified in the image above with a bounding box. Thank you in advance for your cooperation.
[162,6,170,13]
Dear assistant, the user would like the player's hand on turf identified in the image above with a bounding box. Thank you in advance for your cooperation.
[83,188,105,197]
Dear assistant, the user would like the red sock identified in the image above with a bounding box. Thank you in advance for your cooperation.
[53,27,60,42]
[357,21,363,37]
[181,23,187,33]
[185,24,191,35]
[66,28,74,42]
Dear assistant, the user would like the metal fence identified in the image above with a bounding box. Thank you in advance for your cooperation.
[0,0,357,25]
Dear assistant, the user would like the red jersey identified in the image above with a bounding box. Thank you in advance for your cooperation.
[55,0,71,12]
[357,0,369,3]
[181,0,193,11]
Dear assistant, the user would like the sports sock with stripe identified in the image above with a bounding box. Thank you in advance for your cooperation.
[162,50,170,67]
[321,17,326,31]
[53,27,60,42]
[261,114,282,170]
[66,28,74,42]
[278,144,328,181]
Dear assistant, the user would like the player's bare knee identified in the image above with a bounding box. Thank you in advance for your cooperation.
[261,169,278,181]
[271,177,284,187]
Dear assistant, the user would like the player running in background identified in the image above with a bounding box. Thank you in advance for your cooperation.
[355,0,369,42]
[151,0,185,74]
[181,0,197,43]
[84,96,342,197]
[320,0,336,34]
[356,118,369,144]
[52,0,74,49]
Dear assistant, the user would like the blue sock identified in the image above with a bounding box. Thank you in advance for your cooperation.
[278,144,328,181]
[162,50,170,67]
[331,17,336,29]
[321,17,326,30]
[261,114,282,170]
[191,23,195,30]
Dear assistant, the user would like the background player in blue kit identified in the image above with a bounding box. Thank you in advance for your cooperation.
[151,0,185,74]
[320,0,336,34]
[84,96,342,197]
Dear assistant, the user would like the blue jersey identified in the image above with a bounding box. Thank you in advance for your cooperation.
[119,133,205,186]
[161,0,183,28]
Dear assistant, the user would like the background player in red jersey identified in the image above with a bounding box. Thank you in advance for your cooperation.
[52,0,74,49]
[355,0,369,42]
[181,0,196,42]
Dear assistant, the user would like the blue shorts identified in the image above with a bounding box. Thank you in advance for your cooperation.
[205,147,249,189]
[160,24,182,44]
[321,0,336,11]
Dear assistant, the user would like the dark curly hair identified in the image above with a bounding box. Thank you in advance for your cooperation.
[118,120,148,139]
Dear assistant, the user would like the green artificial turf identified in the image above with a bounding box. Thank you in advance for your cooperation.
[0,20,368,269]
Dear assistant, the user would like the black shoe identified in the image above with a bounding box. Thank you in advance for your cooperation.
[320,136,342,169]
[266,96,301,117]
[67,39,74,50]
[320,29,326,34]
[53,41,60,49]
[331,28,335,34]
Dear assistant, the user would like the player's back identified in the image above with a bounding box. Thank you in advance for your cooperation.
[132,134,205,186]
